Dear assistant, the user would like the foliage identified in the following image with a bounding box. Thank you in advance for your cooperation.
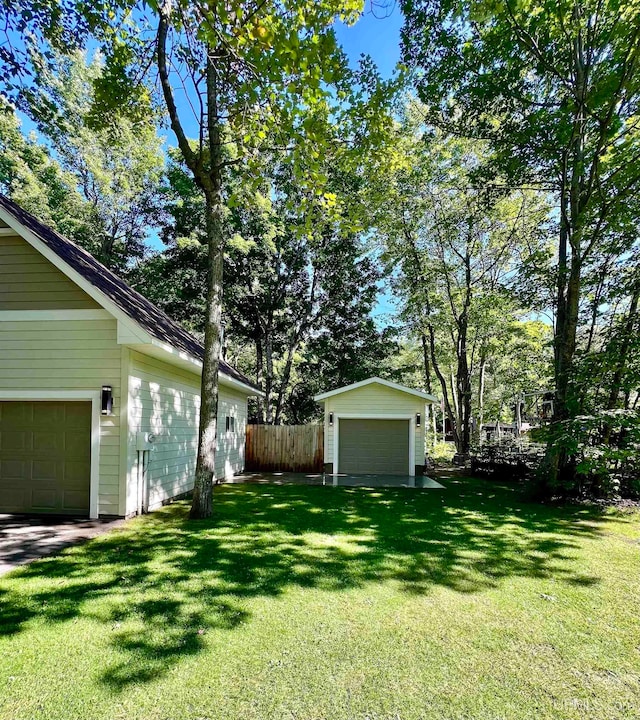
[133,150,396,424]
[545,410,640,499]
[428,440,456,464]
[25,50,166,271]
[471,438,547,482]
[129,151,208,335]
[375,112,552,457]
[0,100,94,244]
[401,0,640,492]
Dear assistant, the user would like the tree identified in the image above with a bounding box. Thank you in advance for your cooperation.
[401,0,640,487]
[285,237,395,424]
[0,99,95,244]
[375,114,549,459]
[26,51,166,272]
[130,150,209,336]
[15,0,392,517]
[135,148,396,426]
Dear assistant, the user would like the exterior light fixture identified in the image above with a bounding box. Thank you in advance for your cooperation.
[416,412,421,427]
[329,412,334,426]
[101,385,113,415]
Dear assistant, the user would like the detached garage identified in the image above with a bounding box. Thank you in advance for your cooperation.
[314,378,438,477]
[0,194,262,518]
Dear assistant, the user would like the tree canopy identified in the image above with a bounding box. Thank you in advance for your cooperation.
[0,0,637,502]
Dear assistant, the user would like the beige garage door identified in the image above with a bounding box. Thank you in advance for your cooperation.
[0,401,91,515]
[338,419,409,475]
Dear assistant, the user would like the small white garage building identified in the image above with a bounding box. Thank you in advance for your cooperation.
[0,195,262,519]
[314,378,438,477]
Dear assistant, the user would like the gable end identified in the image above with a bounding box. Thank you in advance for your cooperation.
[0,234,100,311]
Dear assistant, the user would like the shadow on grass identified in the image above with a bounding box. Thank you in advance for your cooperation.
[0,476,620,689]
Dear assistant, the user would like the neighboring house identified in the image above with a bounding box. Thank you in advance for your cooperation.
[0,195,262,519]
[314,377,438,477]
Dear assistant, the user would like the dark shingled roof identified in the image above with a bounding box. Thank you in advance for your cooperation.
[0,194,260,392]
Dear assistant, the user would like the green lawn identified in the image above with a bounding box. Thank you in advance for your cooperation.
[1,477,639,720]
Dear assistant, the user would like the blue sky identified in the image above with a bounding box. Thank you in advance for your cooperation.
[15,4,404,322]
[335,2,403,78]
[336,4,403,323]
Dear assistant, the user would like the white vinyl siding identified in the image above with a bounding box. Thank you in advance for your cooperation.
[0,318,122,515]
[323,384,426,467]
[127,351,248,514]
[216,385,248,480]
[0,235,100,310]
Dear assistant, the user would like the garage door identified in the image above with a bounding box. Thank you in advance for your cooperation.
[338,419,409,475]
[0,401,91,515]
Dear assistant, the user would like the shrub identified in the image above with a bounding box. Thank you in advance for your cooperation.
[427,441,456,465]
[546,410,640,499]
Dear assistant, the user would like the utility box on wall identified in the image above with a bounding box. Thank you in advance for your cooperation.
[136,431,156,452]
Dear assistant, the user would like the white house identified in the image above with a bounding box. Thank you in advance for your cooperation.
[314,377,438,477]
[0,194,262,519]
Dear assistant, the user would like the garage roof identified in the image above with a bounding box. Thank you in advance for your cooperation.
[314,377,438,403]
[0,194,261,394]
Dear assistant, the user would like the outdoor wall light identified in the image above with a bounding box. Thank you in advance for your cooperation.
[416,412,421,427]
[329,412,334,426]
[101,385,113,415]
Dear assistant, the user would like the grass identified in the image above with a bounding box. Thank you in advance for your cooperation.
[0,476,639,720]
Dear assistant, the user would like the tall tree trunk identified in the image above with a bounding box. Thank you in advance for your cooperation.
[263,327,275,424]
[273,339,298,425]
[455,247,473,458]
[190,46,225,518]
[420,333,433,394]
[157,6,224,518]
[606,280,640,410]
[428,325,461,451]
[192,191,224,515]
[546,42,588,490]
[255,332,265,423]
[478,354,486,445]
[273,267,317,424]
[450,371,460,426]
[101,233,116,268]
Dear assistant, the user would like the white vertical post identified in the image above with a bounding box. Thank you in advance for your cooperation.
[432,403,437,447]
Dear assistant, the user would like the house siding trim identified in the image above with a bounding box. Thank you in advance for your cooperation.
[118,346,131,517]
[0,389,101,518]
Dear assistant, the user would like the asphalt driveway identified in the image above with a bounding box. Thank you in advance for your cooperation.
[0,515,123,576]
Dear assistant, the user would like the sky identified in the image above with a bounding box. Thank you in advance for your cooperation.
[335,2,403,79]
[14,3,404,322]
[336,3,404,323]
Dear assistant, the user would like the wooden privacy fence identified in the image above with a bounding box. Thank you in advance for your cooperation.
[245,424,324,473]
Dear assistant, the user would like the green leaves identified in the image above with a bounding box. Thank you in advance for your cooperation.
[401,1,640,484]
[19,49,166,271]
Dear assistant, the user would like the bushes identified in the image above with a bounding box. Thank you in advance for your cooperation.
[543,410,640,500]
[470,439,546,481]
[429,441,456,465]
[468,412,640,501]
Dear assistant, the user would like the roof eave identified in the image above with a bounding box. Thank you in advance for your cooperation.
[133,339,264,396]
[313,376,439,403]
[0,198,263,396]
